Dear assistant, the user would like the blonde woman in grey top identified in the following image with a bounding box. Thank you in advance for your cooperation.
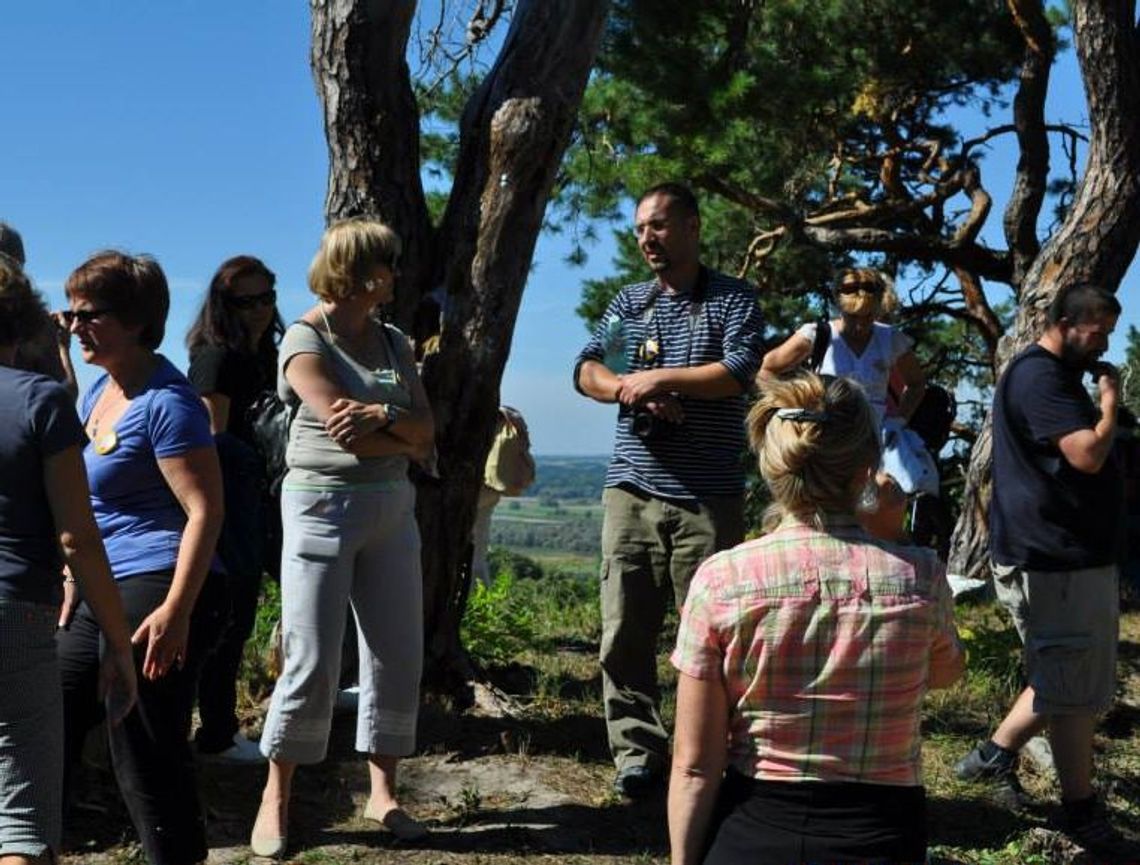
[252,219,435,857]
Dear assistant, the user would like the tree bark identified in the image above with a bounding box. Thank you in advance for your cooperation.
[948,0,1140,582]
[418,0,610,692]
[310,0,433,327]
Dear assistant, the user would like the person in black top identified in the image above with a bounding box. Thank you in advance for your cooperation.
[186,255,284,763]
[0,254,136,864]
[954,284,1137,863]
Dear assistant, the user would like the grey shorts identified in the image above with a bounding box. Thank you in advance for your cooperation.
[993,563,1119,715]
[0,601,63,858]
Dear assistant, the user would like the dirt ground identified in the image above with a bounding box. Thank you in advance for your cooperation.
[61,611,1140,865]
[63,692,673,865]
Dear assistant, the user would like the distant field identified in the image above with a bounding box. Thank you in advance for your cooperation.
[493,499,603,522]
[508,547,599,577]
[489,455,608,556]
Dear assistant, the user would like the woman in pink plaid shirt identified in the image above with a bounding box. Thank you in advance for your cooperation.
[668,372,964,865]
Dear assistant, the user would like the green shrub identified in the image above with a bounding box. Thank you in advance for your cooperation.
[512,568,601,646]
[239,578,283,707]
[958,619,1023,700]
[487,546,545,581]
[462,571,538,667]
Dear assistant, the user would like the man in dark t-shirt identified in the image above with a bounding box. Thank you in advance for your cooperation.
[955,284,1136,862]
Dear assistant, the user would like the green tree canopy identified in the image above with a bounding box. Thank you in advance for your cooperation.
[558,0,1066,402]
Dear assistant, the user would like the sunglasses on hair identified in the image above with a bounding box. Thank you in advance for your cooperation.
[60,308,113,326]
[837,281,884,295]
[225,289,277,309]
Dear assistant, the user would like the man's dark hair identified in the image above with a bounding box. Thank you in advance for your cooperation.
[1048,283,1122,326]
[638,182,700,220]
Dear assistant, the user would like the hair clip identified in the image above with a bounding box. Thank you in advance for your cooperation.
[775,408,829,424]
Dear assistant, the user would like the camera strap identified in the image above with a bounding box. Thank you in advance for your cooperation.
[638,267,707,369]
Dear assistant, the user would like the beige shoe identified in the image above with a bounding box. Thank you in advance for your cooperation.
[250,800,288,858]
[363,804,428,841]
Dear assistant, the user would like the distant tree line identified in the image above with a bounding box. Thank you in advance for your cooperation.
[525,456,609,504]
[489,513,603,555]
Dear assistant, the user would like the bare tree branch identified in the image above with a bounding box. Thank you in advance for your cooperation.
[799,224,1013,282]
[1001,0,1056,289]
[697,174,795,220]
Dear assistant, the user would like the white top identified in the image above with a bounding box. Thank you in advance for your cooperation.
[796,320,912,423]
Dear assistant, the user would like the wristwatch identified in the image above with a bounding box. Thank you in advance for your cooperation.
[381,403,402,429]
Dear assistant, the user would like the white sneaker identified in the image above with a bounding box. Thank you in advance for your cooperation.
[201,733,266,764]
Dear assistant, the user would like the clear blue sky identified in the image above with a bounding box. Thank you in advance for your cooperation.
[2,6,1135,454]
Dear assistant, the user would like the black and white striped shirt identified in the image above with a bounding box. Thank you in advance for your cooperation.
[575,268,764,501]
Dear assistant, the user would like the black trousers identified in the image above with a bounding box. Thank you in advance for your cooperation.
[59,571,229,865]
[703,769,927,865]
[196,434,265,752]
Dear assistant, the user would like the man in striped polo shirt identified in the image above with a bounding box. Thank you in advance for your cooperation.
[574,183,764,798]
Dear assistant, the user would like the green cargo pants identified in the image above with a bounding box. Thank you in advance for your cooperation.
[599,485,744,774]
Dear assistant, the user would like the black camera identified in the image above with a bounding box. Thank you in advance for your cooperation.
[629,408,674,441]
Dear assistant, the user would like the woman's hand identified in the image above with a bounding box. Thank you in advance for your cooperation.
[131,602,191,681]
[100,644,139,725]
[325,398,386,447]
[58,574,79,629]
[51,310,72,348]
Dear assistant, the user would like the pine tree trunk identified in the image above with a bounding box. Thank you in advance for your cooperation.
[310,0,432,327]
[417,0,610,693]
[948,0,1140,581]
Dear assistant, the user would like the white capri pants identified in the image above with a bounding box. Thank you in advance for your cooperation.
[261,483,423,763]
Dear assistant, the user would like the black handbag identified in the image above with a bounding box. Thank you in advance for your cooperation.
[247,389,295,497]
[246,320,323,496]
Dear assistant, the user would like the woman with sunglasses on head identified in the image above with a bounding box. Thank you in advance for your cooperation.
[760,268,932,538]
[251,219,434,858]
[668,372,964,865]
[185,255,284,764]
[56,251,228,865]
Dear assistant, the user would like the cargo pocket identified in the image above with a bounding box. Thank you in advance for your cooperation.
[1029,634,1095,709]
[599,557,621,630]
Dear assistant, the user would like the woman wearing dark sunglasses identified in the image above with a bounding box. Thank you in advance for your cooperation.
[760,268,933,539]
[185,255,284,763]
[57,251,228,865]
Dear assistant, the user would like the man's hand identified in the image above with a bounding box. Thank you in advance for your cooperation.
[1091,361,1120,406]
[616,369,668,406]
[52,311,73,348]
[643,394,685,424]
